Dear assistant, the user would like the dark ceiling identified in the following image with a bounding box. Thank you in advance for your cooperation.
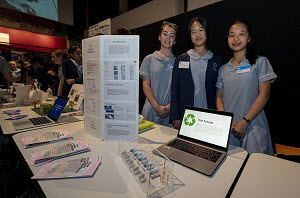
[70,0,153,39]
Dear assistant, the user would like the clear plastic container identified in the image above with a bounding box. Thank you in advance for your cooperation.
[118,137,183,197]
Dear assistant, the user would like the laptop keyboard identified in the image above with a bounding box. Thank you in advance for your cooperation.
[168,139,222,162]
[29,117,52,125]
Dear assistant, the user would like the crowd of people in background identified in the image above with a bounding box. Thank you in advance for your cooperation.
[0,45,83,97]
[0,26,131,96]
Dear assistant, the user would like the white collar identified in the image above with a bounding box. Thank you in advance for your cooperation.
[187,49,213,60]
[71,59,81,67]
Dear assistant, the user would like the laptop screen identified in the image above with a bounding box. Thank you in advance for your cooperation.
[49,97,68,121]
[179,107,233,148]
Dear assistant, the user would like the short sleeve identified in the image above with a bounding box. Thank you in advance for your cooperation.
[139,55,151,79]
[0,56,12,74]
[216,65,224,89]
[256,57,277,83]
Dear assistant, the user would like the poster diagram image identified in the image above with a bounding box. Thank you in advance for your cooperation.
[103,61,137,81]
[104,105,114,113]
[86,79,100,96]
[86,100,97,114]
[105,114,114,119]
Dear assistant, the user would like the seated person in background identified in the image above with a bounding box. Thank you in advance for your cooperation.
[61,46,83,96]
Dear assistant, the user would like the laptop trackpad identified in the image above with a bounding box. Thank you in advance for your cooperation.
[57,116,81,123]
[169,150,197,165]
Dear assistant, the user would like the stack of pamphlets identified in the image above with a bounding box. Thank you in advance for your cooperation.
[21,130,72,148]
[28,140,91,166]
[3,109,28,120]
[32,156,102,179]
[138,120,154,133]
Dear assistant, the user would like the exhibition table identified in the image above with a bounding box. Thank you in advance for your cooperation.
[230,153,300,198]
[13,122,248,198]
[0,105,84,135]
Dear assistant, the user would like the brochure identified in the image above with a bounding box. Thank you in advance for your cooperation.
[138,120,154,133]
[28,140,90,166]
[5,115,28,120]
[21,130,72,148]
[2,109,22,115]
[31,156,102,179]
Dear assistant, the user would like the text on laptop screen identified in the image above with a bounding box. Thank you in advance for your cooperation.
[49,97,68,120]
[179,109,232,148]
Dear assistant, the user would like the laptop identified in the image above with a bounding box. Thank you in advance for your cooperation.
[13,96,80,131]
[156,106,233,176]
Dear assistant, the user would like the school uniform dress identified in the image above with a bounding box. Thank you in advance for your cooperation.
[216,56,277,155]
[170,50,223,121]
[139,51,175,127]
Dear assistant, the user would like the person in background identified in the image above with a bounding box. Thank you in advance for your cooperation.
[48,49,69,96]
[0,56,19,87]
[8,60,21,77]
[61,46,82,96]
[29,56,49,91]
[216,20,277,155]
[140,21,178,127]
[170,17,223,129]
[1,60,22,88]
[112,26,132,35]
[20,60,32,84]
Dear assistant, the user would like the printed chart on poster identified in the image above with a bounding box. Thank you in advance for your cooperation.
[82,35,139,141]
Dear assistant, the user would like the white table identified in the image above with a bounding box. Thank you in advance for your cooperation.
[13,122,248,198]
[0,105,84,135]
[231,153,300,198]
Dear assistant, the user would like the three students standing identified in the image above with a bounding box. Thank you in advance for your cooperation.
[140,18,276,155]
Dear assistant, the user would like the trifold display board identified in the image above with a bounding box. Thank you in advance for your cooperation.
[82,35,139,141]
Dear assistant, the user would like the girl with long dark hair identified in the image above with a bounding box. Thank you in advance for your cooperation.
[170,17,223,129]
[216,20,277,155]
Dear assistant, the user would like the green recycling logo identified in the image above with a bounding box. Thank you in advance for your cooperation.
[184,114,196,126]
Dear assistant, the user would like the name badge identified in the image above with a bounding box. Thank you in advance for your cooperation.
[179,61,189,69]
[169,63,174,69]
[236,64,251,74]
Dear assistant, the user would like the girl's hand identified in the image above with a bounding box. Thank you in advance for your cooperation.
[172,120,181,129]
[232,120,249,139]
[155,105,168,118]
[163,104,170,115]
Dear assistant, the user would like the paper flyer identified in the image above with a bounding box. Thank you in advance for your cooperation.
[28,140,90,166]
[2,109,22,115]
[31,156,102,179]
[20,130,72,148]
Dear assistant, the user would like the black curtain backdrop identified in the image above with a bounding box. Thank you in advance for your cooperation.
[133,0,299,147]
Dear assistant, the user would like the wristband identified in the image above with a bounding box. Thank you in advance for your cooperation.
[243,117,251,124]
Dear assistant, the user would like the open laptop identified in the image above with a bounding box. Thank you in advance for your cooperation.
[156,106,233,176]
[13,96,80,131]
